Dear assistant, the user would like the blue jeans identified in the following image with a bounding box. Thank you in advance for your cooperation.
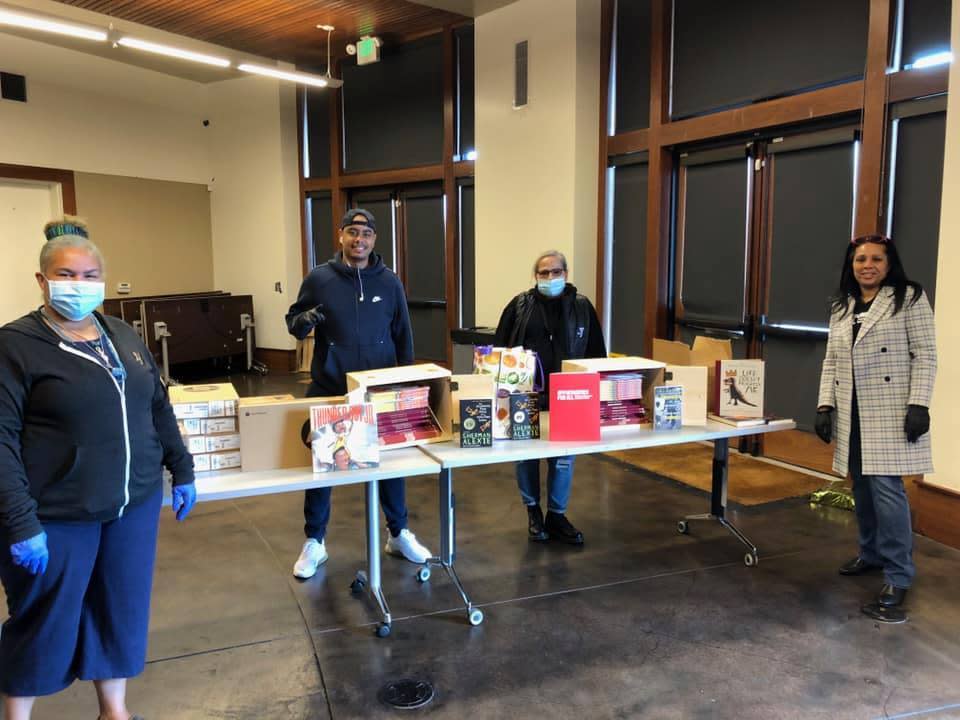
[516,456,575,514]
[849,433,915,589]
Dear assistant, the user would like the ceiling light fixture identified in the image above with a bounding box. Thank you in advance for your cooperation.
[0,7,107,41]
[238,62,341,88]
[116,36,231,67]
[317,24,344,87]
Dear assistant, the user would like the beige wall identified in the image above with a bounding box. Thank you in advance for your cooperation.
[74,173,214,298]
[474,0,601,326]
[207,76,304,351]
[927,3,960,492]
[0,33,211,184]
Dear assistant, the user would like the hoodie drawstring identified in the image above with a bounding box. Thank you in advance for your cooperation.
[357,267,364,302]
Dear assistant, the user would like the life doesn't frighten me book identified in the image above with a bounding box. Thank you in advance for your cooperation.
[713,359,765,419]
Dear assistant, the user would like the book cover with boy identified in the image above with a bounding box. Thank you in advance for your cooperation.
[309,403,380,473]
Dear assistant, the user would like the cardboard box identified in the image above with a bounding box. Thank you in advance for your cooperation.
[661,365,707,426]
[185,433,241,455]
[238,395,344,472]
[193,450,241,473]
[653,337,733,407]
[346,363,453,450]
[178,417,237,436]
[562,357,666,425]
[169,383,239,419]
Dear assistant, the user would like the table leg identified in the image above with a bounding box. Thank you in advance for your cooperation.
[351,480,392,637]
[421,468,484,626]
[678,438,760,567]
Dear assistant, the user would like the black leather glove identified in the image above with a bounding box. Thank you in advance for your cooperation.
[905,405,930,443]
[814,408,833,444]
[304,305,325,328]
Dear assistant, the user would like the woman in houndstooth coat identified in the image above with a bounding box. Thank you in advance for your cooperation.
[815,234,936,617]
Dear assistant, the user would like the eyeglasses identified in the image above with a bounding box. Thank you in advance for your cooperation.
[344,227,375,239]
[536,268,565,279]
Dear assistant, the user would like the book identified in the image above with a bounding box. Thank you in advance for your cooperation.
[708,413,771,428]
[459,398,493,447]
[654,385,683,430]
[549,372,601,441]
[309,403,380,473]
[713,359,764,418]
[509,392,540,440]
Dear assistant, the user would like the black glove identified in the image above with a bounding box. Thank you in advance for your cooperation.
[904,405,930,443]
[304,305,325,328]
[814,408,833,444]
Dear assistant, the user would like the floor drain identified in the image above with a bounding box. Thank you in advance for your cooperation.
[378,678,435,710]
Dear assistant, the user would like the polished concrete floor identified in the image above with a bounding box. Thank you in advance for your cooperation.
[8,371,960,719]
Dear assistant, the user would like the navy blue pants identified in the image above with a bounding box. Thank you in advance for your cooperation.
[304,382,408,541]
[0,488,161,697]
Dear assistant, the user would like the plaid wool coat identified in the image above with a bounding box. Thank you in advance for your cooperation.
[817,286,936,477]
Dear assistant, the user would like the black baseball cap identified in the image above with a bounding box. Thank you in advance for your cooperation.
[340,208,376,232]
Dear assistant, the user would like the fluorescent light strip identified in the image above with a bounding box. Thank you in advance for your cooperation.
[238,63,330,87]
[117,36,230,67]
[0,8,107,41]
[909,51,953,69]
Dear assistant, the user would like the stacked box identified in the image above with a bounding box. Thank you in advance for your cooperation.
[169,383,241,471]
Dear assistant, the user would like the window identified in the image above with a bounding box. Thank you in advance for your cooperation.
[613,0,651,133]
[608,158,648,354]
[305,192,333,268]
[303,89,330,179]
[456,26,475,159]
[901,0,952,69]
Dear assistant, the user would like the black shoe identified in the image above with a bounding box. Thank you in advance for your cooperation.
[527,505,549,542]
[877,583,908,608]
[838,556,883,576]
[544,512,584,545]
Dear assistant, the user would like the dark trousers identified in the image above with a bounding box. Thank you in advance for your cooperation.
[0,487,162,697]
[304,381,408,541]
[849,427,915,589]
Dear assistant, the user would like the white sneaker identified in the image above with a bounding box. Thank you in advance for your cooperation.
[293,539,328,578]
[385,529,432,564]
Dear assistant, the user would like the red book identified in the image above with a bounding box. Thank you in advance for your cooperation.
[548,372,601,441]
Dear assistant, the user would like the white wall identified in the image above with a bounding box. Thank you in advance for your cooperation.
[0,33,211,184]
[474,0,601,326]
[927,2,960,492]
[207,77,303,351]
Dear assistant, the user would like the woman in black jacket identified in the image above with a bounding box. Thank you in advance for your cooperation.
[0,218,196,720]
[495,250,606,545]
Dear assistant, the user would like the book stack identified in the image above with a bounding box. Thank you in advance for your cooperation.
[170,383,241,472]
[368,385,442,446]
[599,372,646,427]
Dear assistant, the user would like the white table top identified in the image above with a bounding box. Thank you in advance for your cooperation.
[170,446,441,504]
[419,415,796,469]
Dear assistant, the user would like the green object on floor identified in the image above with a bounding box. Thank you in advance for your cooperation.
[810,482,855,511]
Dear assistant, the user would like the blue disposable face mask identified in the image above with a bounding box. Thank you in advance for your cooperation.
[537,277,565,298]
[47,280,105,321]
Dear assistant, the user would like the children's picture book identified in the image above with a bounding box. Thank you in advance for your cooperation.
[653,385,683,430]
[713,359,765,419]
[309,403,380,473]
[459,398,493,447]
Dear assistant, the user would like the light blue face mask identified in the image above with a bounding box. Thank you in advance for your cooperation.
[537,277,565,298]
[47,280,105,321]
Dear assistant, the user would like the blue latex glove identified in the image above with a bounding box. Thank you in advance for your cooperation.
[171,483,197,522]
[10,532,49,575]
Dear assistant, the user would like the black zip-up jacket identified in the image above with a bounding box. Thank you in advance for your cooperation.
[0,311,194,544]
[286,252,414,396]
[495,284,607,405]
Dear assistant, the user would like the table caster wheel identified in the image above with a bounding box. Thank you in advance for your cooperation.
[375,623,391,638]
[416,566,431,583]
[677,520,689,534]
[468,608,484,626]
[744,552,758,567]
[350,572,367,594]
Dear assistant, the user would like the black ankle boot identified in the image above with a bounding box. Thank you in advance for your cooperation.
[544,512,584,545]
[527,505,549,542]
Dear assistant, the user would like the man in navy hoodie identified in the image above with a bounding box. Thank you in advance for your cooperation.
[286,209,431,578]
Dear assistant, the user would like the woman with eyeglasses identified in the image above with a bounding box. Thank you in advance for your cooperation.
[815,234,936,618]
[0,217,196,720]
[494,250,606,546]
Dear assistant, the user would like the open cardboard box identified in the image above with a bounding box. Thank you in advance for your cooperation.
[652,337,733,423]
[238,394,345,472]
[346,363,453,450]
